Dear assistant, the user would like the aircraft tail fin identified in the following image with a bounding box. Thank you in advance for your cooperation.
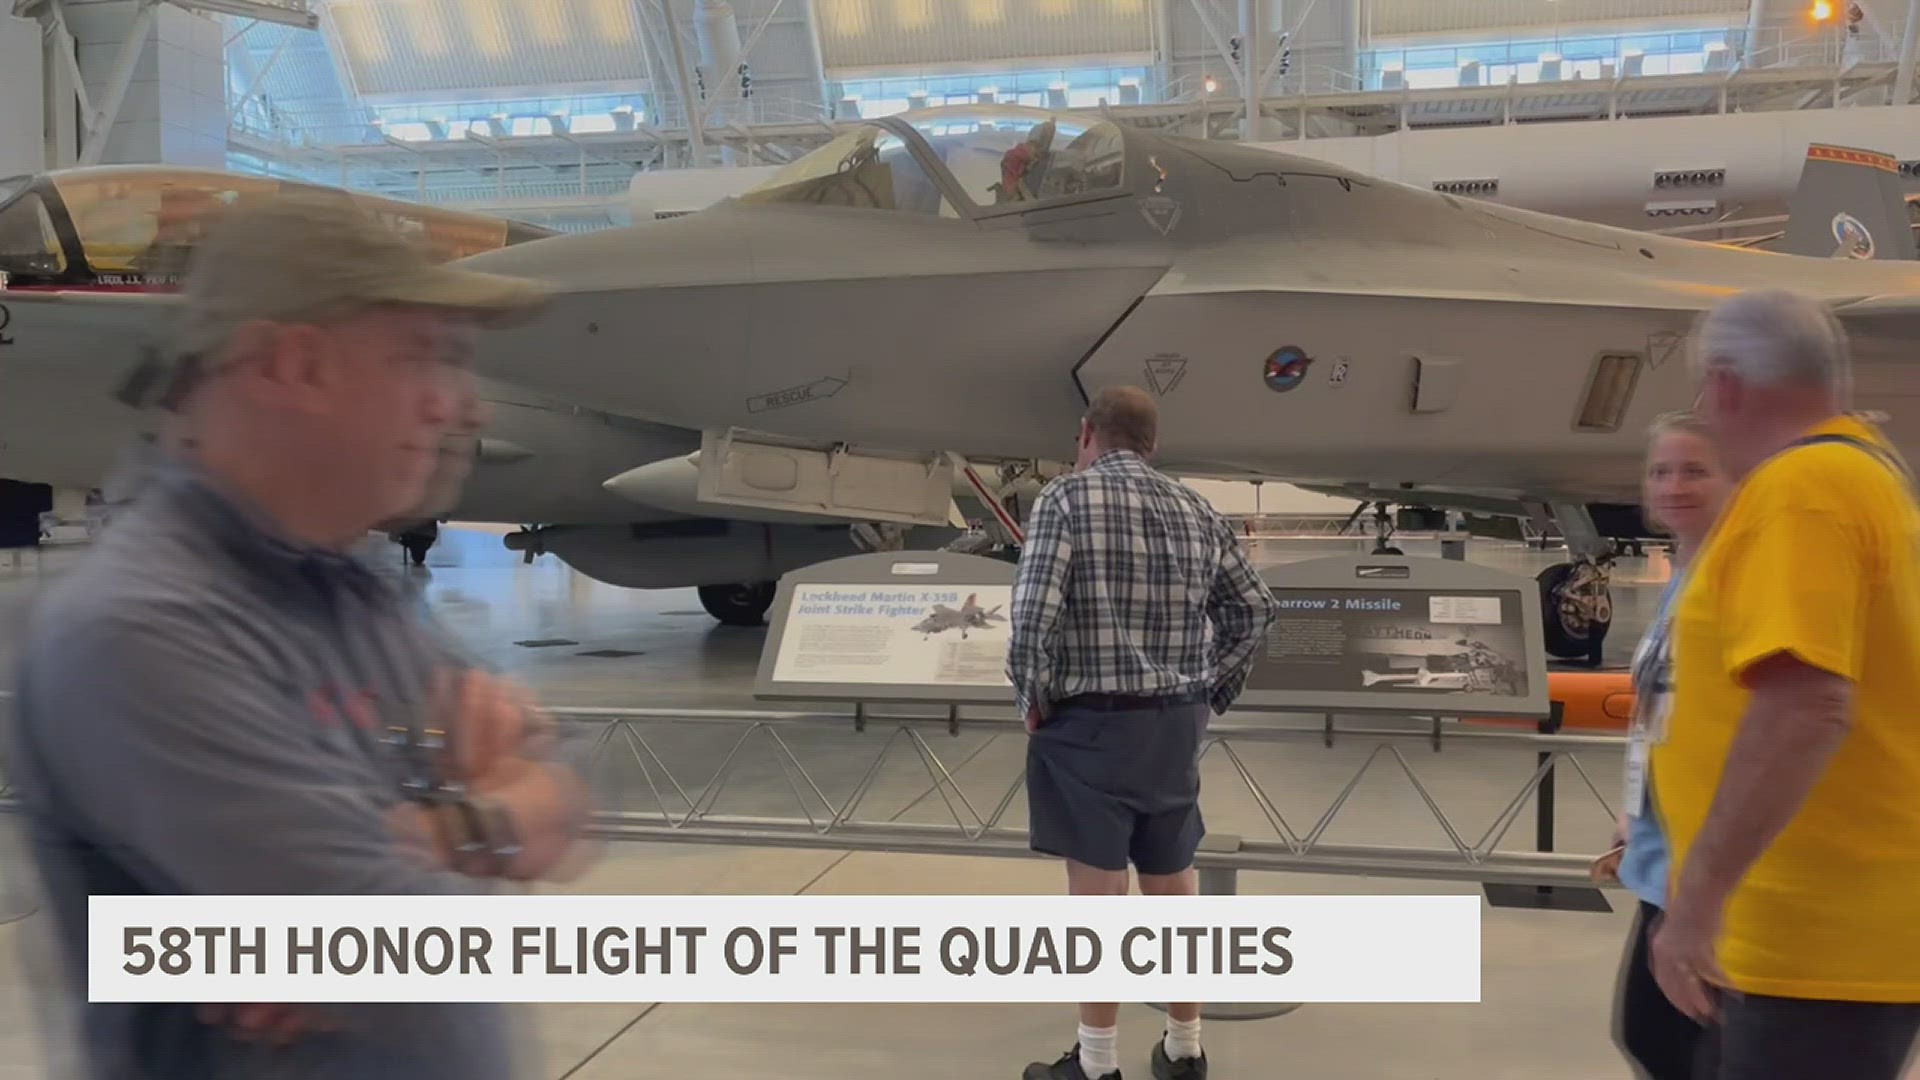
[1778,143,1918,261]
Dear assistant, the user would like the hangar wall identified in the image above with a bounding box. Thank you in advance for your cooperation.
[0,16,44,178]
[34,0,228,169]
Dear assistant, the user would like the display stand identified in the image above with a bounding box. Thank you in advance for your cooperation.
[1479,700,1614,913]
[755,553,1303,1021]
[1240,554,1606,912]
[750,553,1602,1029]
[1147,833,1303,1022]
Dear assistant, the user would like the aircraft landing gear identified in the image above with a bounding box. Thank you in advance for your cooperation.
[1369,503,1403,556]
[698,581,776,627]
[1532,503,1614,666]
[1536,557,1614,666]
[393,521,439,566]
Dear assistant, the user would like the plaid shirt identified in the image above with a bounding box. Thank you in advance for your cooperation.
[1006,450,1278,718]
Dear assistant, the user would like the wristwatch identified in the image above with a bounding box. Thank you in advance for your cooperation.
[453,794,523,877]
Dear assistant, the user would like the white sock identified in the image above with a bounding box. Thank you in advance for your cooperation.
[1077,1024,1119,1077]
[1164,1016,1203,1061]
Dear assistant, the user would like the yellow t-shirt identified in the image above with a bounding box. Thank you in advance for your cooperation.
[1653,414,1920,1003]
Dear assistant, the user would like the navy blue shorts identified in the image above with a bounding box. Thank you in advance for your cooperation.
[1025,692,1210,875]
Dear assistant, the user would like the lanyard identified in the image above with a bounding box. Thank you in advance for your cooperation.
[1631,575,1681,693]
[1624,572,1683,818]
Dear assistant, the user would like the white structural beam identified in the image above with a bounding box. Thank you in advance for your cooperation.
[692,0,785,136]
[658,0,709,166]
[39,8,76,166]
[175,0,311,28]
[76,0,158,166]
[1897,0,1919,103]
[1745,0,1771,62]
[1241,0,1265,138]
[15,0,313,27]
[797,0,827,106]
[0,14,44,176]
[43,1,88,120]
[1152,0,1175,93]
[227,22,291,126]
[1188,0,1245,94]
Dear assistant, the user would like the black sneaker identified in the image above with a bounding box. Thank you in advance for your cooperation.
[1150,1038,1207,1080]
[1024,1044,1121,1080]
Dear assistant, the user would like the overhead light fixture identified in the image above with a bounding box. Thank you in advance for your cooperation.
[1645,199,1720,218]
[1432,178,1499,196]
[1653,167,1726,188]
[1811,0,1834,21]
[1204,75,1218,93]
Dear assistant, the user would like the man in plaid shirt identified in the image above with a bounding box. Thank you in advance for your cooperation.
[1009,386,1277,1080]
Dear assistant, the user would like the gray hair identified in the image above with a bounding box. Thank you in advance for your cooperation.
[1689,289,1852,401]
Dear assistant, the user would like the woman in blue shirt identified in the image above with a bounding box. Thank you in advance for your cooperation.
[1591,411,1728,1080]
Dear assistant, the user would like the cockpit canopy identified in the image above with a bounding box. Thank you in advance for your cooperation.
[738,106,1127,218]
[0,166,555,289]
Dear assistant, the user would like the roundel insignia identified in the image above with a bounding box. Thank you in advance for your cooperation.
[1263,346,1312,392]
[1831,212,1875,260]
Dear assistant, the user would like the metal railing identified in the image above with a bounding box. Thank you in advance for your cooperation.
[552,703,1620,888]
[0,693,1624,889]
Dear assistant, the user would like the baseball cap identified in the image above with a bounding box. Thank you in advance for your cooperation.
[120,186,550,410]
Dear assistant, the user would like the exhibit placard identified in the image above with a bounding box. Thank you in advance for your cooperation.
[769,584,1014,688]
[1248,588,1530,698]
[755,552,1020,706]
[1236,555,1550,720]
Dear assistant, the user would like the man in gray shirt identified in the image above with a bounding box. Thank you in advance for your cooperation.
[10,188,590,1078]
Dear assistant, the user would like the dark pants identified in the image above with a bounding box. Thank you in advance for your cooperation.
[1615,899,1920,1080]
[1713,990,1920,1080]
[1615,900,1716,1080]
[1024,691,1209,875]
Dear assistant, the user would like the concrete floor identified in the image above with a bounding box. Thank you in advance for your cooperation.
[0,528,1674,1079]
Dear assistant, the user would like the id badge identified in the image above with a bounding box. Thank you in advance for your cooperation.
[1646,684,1674,746]
[1623,731,1650,819]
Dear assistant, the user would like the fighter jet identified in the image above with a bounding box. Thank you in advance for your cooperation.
[5,111,1920,657]
[0,165,964,626]
[911,593,1007,639]
[428,104,1919,663]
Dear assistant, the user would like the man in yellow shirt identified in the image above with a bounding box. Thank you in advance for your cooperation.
[1650,288,1920,1079]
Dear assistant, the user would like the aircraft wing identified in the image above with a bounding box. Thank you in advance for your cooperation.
[1832,293,1920,323]
[0,287,180,335]
[0,290,183,489]
[0,288,182,394]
